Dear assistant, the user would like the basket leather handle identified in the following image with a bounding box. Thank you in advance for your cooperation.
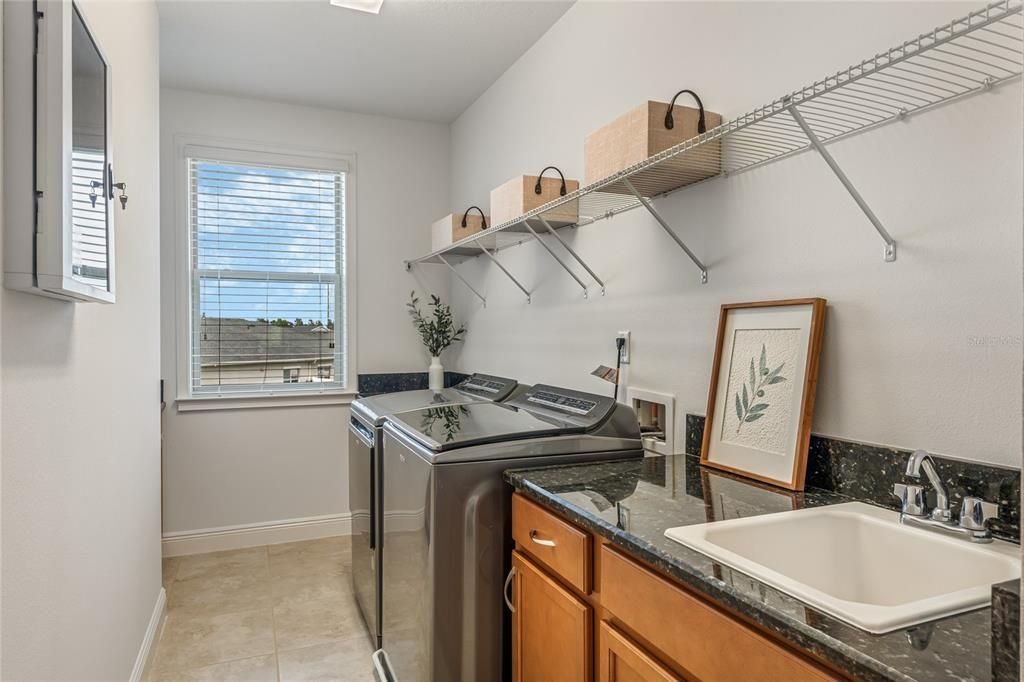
[665,89,707,134]
[534,166,567,197]
[461,205,487,230]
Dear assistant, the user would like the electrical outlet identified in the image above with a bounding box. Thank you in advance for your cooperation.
[617,330,631,364]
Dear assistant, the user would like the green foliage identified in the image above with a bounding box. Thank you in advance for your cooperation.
[734,343,787,433]
[420,405,470,442]
[407,291,466,357]
[270,318,293,328]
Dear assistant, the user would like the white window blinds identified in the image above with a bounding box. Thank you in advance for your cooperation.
[70,148,109,288]
[188,157,346,395]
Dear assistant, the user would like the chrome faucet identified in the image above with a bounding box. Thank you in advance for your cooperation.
[905,449,951,522]
[892,449,1000,543]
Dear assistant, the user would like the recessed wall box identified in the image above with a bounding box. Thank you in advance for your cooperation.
[627,387,675,456]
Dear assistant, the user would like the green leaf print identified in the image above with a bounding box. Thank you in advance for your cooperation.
[735,344,788,433]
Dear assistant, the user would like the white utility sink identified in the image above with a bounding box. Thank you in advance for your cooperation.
[664,501,1021,633]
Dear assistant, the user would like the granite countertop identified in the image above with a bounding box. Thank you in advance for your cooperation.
[505,454,1002,682]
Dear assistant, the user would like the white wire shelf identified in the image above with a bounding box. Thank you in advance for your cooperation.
[407,0,1023,304]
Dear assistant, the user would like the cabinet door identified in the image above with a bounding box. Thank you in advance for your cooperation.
[598,621,682,682]
[511,550,591,682]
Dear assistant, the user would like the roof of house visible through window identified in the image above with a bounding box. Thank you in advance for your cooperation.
[198,317,335,366]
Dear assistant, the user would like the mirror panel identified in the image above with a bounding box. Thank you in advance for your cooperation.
[70,5,109,291]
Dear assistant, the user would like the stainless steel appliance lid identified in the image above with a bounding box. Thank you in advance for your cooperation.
[353,388,478,424]
[352,374,518,424]
[385,402,584,452]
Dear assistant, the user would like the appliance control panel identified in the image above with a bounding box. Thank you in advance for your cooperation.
[510,384,616,426]
[455,373,518,401]
[526,390,597,415]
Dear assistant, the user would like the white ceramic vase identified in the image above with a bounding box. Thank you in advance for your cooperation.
[428,356,444,391]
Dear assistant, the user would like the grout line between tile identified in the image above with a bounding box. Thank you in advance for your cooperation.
[155,652,278,677]
[267,545,283,682]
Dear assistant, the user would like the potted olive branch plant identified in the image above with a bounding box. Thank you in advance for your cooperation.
[407,291,467,391]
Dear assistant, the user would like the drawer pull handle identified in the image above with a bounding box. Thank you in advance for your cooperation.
[504,567,516,613]
[529,530,557,547]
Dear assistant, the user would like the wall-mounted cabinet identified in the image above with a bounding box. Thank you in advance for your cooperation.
[4,0,121,303]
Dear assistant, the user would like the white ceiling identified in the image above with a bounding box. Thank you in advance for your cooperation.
[157,0,574,123]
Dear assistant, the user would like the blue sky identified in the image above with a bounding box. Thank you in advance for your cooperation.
[194,161,341,323]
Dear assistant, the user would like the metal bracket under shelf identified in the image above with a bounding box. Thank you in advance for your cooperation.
[478,242,531,304]
[536,216,606,296]
[407,254,487,305]
[519,220,591,298]
[622,178,709,284]
[788,103,898,262]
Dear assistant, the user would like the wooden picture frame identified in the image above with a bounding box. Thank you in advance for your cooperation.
[700,299,826,491]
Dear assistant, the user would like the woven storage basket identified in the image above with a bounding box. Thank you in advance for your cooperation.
[430,208,489,252]
[585,96,722,197]
[490,167,580,230]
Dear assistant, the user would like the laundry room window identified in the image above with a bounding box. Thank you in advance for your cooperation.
[181,144,352,402]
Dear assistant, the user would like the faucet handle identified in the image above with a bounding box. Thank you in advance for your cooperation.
[893,483,927,517]
[959,497,999,532]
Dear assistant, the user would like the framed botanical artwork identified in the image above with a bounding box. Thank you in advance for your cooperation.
[700,299,826,490]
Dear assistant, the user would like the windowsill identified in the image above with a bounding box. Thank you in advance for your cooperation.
[176,389,357,412]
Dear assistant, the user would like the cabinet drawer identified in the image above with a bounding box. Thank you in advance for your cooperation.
[600,546,841,682]
[598,621,682,682]
[512,494,592,593]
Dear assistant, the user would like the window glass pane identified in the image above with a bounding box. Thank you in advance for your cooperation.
[193,162,338,274]
[189,157,344,394]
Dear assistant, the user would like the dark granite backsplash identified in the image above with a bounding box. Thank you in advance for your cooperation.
[357,371,470,396]
[991,580,1020,681]
[685,414,1021,543]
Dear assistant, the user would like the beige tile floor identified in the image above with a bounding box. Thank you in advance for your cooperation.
[147,536,375,681]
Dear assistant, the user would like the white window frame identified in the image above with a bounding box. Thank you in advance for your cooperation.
[173,136,357,411]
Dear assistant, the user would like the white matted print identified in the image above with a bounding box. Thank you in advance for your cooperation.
[701,300,826,490]
[720,328,800,455]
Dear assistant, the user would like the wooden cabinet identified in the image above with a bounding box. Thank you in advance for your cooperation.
[601,546,838,682]
[511,550,592,682]
[598,621,682,682]
[510,493,844,682]
[513,493,592,593]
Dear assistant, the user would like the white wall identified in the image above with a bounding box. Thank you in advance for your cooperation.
[159,89,450,535]
[448,2,1023,468]
[1,1,163,678]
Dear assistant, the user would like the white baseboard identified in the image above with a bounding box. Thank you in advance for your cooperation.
[130,587,166,682]
[382,509,425,533]
[162,513,352,557]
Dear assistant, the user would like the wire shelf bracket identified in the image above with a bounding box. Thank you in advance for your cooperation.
[788,103,898,262]
[623,178,709,284]
[478,242,532,304]
[408,255,487,307]
[536,215,606,295]
[519,220,592,298]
